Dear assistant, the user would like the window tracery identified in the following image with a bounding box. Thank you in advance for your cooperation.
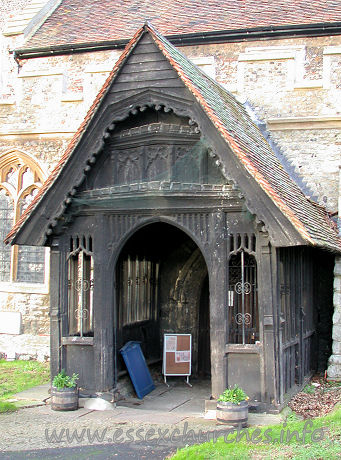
[0,151,46,284]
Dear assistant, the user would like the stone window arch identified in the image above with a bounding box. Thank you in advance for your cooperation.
[0,151,46,284]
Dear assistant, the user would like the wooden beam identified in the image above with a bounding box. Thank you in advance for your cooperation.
[93,215,114,392]
[208,212,227,398]
[257,234,278,407]
[49,243,62,380]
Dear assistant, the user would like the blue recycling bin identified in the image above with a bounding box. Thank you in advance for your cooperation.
[120,341,155,399]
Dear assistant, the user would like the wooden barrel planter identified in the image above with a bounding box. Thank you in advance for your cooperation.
[51,386,79,411]
[216,400,248,427]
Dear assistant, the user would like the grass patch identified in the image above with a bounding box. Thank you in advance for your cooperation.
[0,360,50,413]
[172,406,341,459]
[0,401,17,413]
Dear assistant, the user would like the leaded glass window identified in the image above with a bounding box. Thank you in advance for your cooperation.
[17,189,45,283]
[0,151,46,284]
[0,189,14,282]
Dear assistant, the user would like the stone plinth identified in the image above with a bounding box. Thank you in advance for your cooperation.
[327,256,341,380]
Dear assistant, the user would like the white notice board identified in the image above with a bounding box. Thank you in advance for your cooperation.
[163,334,192,382]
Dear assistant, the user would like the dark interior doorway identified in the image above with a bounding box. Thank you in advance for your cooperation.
[115,222,210,385]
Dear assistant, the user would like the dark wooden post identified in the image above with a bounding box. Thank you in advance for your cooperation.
[257,233,277,406]
[298,248,304,386]
[49,240,65,380]
[208,212,227,398]
[93,215,114,392]
[274,247,285,405]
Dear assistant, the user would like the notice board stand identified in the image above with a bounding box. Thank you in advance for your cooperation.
[162,333,192,387]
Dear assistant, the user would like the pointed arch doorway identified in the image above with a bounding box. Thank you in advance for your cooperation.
[115,222,211,391]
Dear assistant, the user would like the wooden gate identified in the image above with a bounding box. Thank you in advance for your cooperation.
[278,247,315,398]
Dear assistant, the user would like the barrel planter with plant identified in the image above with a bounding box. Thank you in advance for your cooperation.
[216,385,249,427]
[51,369,79,411]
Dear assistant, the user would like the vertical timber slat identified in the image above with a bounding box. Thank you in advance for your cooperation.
[94,215,114,392]
[257,234,277,406]
[50,242,62,380]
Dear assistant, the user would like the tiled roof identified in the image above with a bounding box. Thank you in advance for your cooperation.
[3,0,54,37]
[22,0,341,49]
[6,24,341,251]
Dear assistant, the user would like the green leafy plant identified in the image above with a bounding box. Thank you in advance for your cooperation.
[303,384,315,394]
[217,384,249,404]
[52,369,78,389]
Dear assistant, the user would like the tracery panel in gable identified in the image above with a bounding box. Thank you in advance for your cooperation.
[84,106,228,190]
[115,147,143,185]
[146,145,171,182]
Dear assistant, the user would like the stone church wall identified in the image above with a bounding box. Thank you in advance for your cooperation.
[0,2,340,371]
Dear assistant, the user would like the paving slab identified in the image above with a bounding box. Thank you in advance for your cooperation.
[116,381,209,415]
[73,406,190,425]
[7,381,282,429]
[12,383,50,401]
[7,399,45,408]
[77,409,126,421]
[171,397,206,415]
[112,410,189,424]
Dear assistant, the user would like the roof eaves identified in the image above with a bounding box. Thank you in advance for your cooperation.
[13,21,341,60]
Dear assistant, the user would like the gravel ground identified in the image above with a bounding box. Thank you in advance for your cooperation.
[0,404,236,454]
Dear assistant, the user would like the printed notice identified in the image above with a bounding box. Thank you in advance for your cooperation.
[163,333,191,380]
[165,335,177,352]
[175,351,191,362]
